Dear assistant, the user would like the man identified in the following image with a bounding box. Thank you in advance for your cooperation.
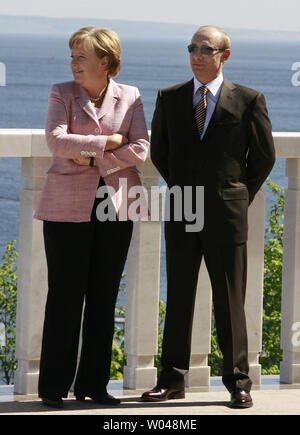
[141,26,275,408]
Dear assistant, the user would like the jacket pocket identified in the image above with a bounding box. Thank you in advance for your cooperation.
[46,158,80,175]
[222,187,249,200]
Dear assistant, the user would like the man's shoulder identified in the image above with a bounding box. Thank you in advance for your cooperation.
[229,79,261,98]
[159,80,193,96]
[159,78,262,97]
[223,79,265,108]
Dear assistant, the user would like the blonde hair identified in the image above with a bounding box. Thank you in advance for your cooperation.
[69,27,121,77]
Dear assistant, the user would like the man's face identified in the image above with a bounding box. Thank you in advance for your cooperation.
[189,29,230,84]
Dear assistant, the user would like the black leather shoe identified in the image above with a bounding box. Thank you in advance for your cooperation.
[141,368,185,402]
[41,397,63,409]
[76,393,121,406]
[230,389,253,408]
[141,386,185,402]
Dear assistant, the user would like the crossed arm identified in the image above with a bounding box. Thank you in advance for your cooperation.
[73,133,128,166]
[45,84,149,172]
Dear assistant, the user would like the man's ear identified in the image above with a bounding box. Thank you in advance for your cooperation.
[223,49,231,62]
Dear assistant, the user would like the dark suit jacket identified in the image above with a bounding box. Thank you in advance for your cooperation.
[150,77,276,244]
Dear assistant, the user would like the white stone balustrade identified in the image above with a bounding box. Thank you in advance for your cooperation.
[0,129,300,394]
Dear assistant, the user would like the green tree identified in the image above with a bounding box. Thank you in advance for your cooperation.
[155,300,166,374]
[111,301,126,380]
[260,178,284,373]
[208,319,223,376]
[0,240,18,384]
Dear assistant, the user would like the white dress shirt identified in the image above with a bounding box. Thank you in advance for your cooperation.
[193,73,224,139]
[94,106,101,118]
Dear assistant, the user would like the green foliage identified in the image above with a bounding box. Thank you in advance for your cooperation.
[110,295,126,379]
[0,240,18,385]
[208,318,223,376]
[110,279,126,380]
[260,179,284,374]
[154,300,166,374]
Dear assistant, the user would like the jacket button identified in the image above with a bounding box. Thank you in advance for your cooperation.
[94,128,100,133]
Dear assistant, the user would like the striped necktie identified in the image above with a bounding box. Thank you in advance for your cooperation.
[195,86,208,138]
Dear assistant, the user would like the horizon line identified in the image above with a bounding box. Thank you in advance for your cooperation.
[0,13,299,35]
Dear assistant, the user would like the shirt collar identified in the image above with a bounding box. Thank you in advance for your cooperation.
[193,73,224,98]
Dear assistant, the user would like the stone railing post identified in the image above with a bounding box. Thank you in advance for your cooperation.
[186,264,211,389]
[14,154,51,394]
[123,156,161,389]
[246,189,266,386]
[280,158,300,383]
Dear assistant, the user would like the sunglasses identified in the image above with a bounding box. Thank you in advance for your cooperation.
[188,44,226,56]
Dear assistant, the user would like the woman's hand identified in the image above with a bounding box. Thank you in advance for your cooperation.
[72,133,128,165]
[105,133,128,151]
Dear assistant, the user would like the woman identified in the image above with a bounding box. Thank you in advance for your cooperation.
[34,27,149,408]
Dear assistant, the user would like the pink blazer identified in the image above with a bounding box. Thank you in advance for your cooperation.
[34,79,150,222]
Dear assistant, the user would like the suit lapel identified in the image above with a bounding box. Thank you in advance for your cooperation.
[74,79,119,126]
[179,79,200,144]
[181,78,238,146]
[74,82,99,126]
[96,79,119,120]
[182,79,195,117]
[202,77,237,142]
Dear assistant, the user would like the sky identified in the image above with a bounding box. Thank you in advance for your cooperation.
[1,0,300,32]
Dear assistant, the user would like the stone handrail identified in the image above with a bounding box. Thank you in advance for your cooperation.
[0,129,300,394]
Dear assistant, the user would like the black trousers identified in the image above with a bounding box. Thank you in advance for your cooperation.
[38,178,133,398]
[160,220,252,393]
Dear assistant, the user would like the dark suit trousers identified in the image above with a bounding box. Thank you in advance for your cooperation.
[161,220,252,393]
[38,178,133,398]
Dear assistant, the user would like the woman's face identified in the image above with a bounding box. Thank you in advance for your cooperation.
[70,43,108,88]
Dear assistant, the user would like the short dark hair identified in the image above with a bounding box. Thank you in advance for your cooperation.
[193,26,231,49]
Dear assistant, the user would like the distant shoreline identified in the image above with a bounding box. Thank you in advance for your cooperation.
[0,14,299,41]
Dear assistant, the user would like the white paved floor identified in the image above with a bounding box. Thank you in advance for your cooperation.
[1,377,300,415]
